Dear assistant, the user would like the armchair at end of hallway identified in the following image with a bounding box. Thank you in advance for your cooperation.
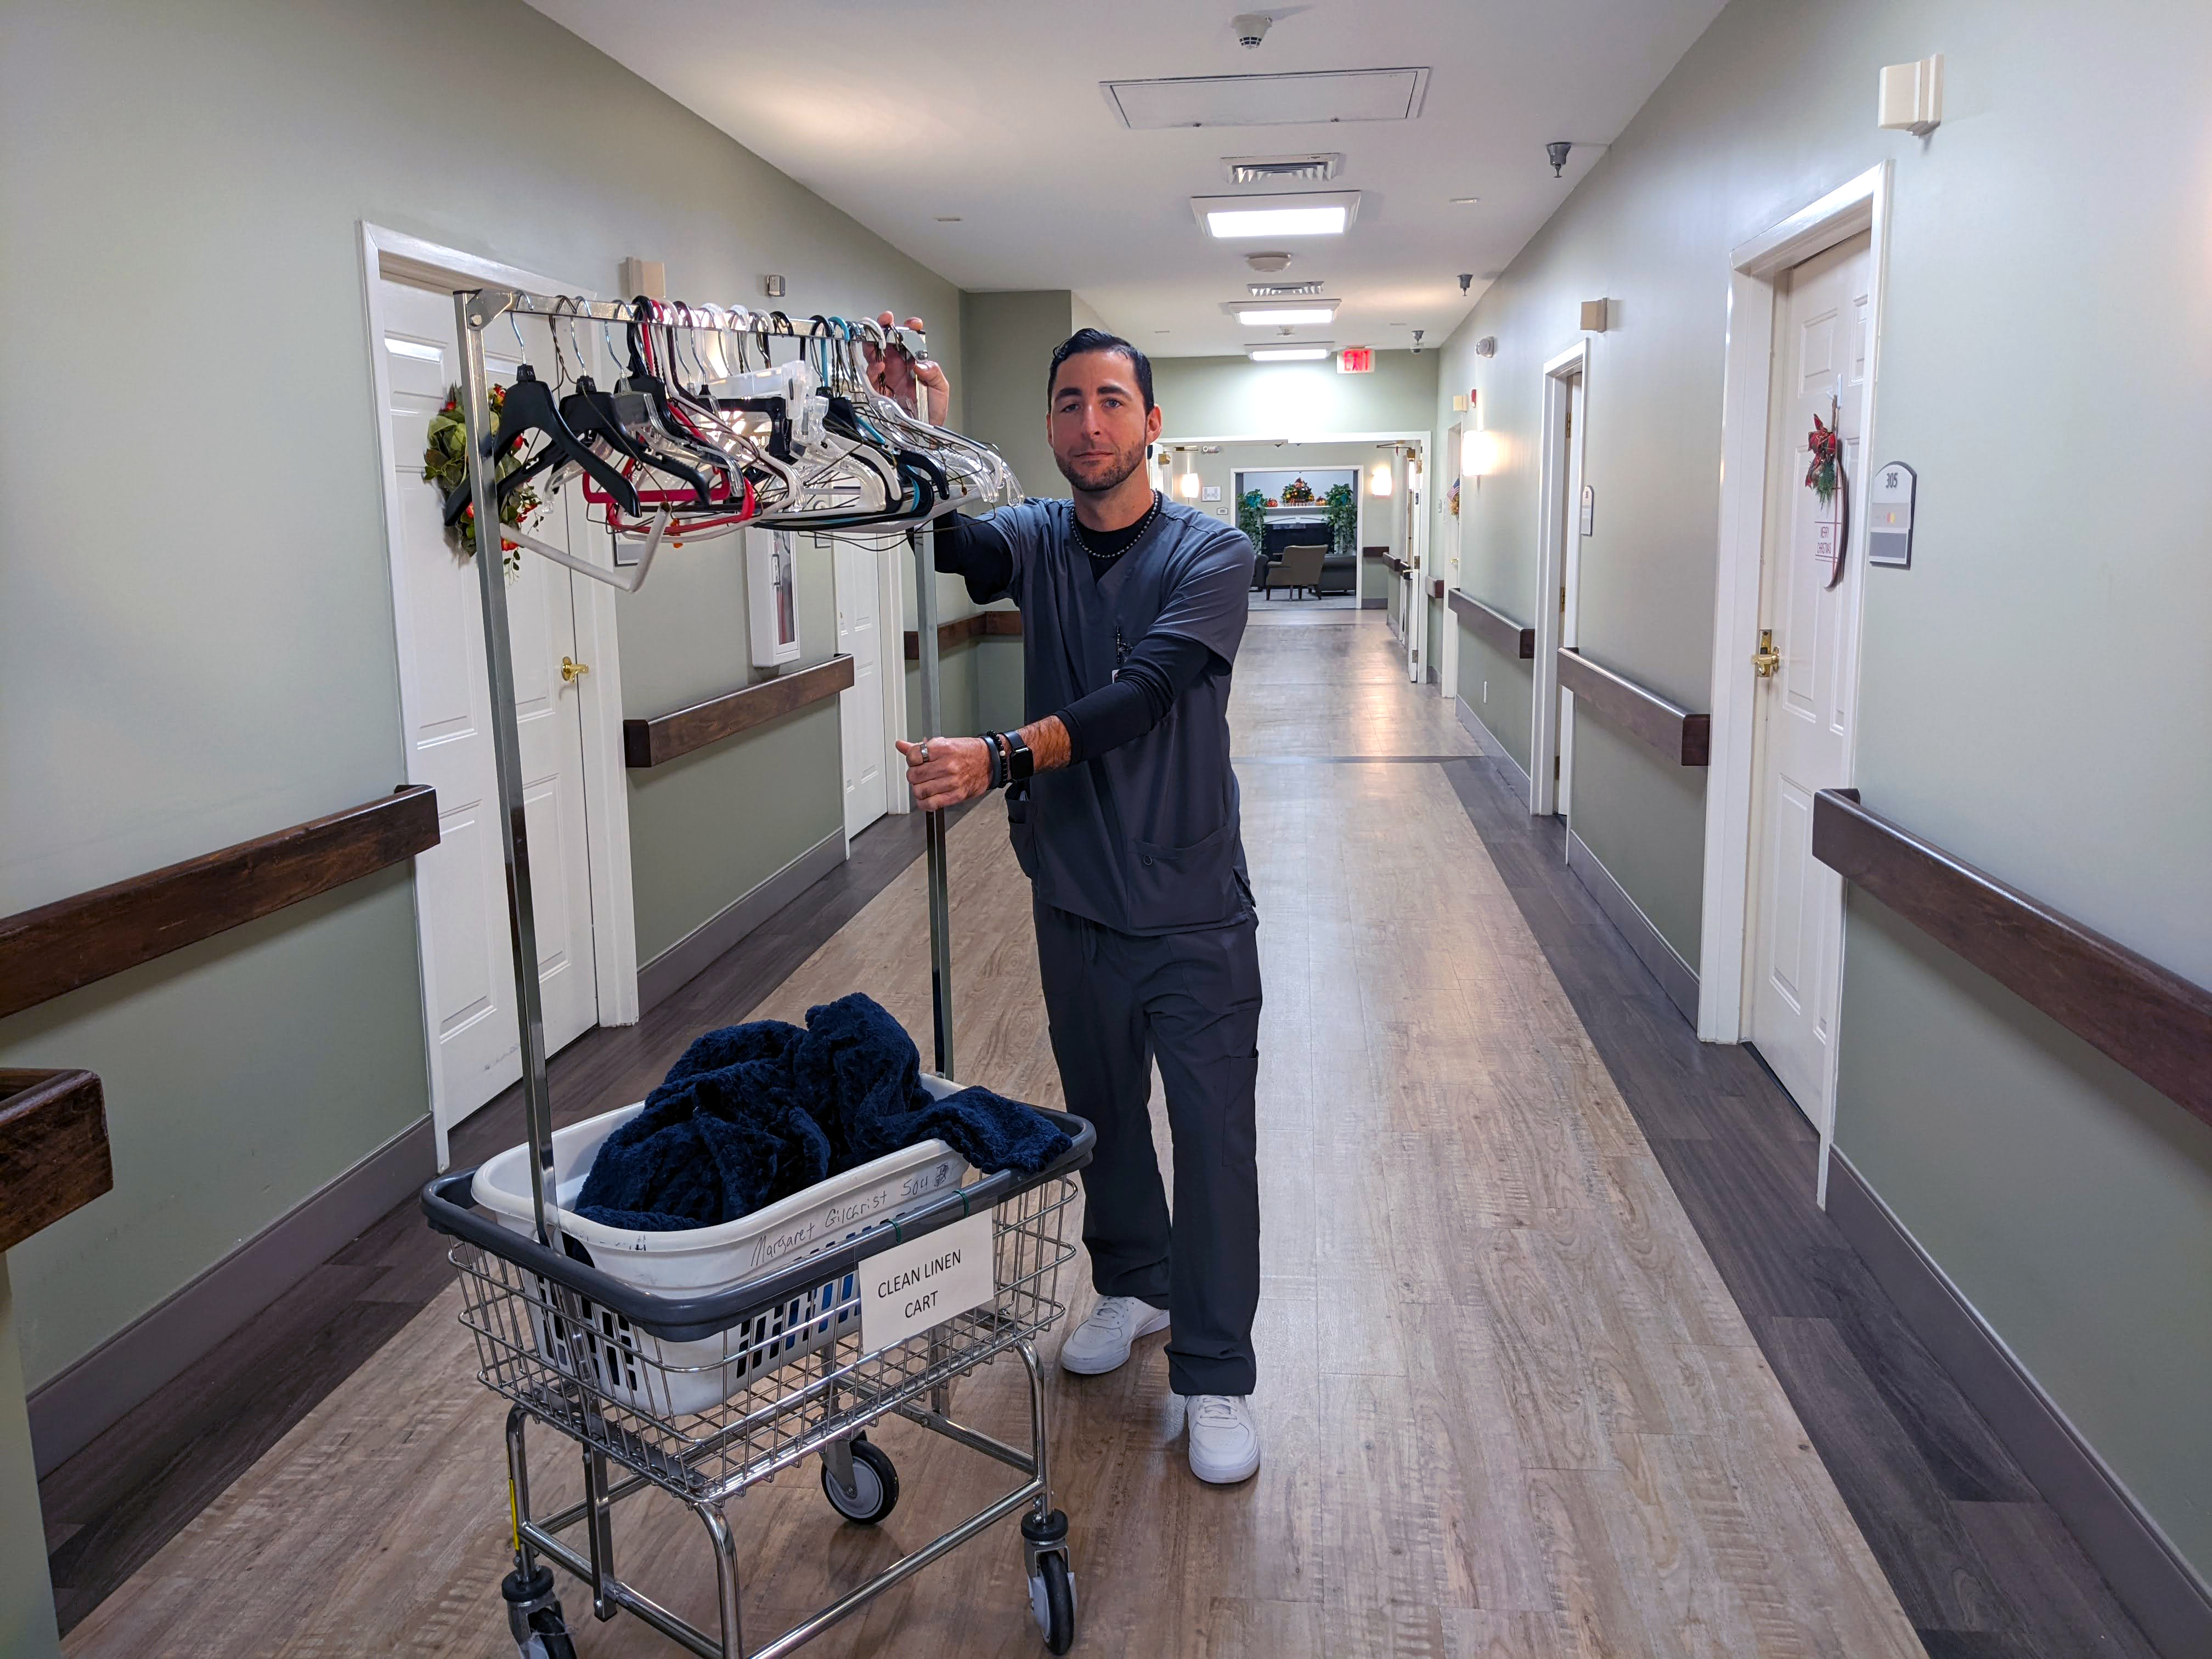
[1264,543,1327,600]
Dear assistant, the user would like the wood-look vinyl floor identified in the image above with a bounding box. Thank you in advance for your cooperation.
[61,617,1924,1658]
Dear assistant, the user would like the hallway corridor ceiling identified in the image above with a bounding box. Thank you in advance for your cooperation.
[524,0,1727,356]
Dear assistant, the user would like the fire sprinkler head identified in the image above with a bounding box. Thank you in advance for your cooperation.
[1547,141,1572,178]
[1458,273,1472,294]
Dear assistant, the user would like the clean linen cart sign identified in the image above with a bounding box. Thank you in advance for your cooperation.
[860,1210,995,1352]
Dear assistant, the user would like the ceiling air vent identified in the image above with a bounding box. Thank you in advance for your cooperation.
[1226,153,1342,185]
[1249,280,1325,297]
[1102,69,1430,129]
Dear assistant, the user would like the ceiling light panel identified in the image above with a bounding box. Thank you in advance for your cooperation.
[1229,301,1340,326]
[1223,153,1342,185]
[1193,190,1361,239]
[1104,69,1429,129]
[1249,343,1333,362]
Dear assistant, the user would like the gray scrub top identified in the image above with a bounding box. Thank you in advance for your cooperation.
[980,498,1254,937]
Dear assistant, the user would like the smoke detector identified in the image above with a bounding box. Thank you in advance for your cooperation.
[1232,12,1271,48]
[1244,251,1293,273]
[1224,152,1341,185]
[1248,279,1324,297]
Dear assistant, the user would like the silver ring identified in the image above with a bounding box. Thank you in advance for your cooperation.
[919,743,931,761]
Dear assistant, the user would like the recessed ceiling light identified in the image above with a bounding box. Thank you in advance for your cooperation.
[1193,191,1359,239]
[1449,196,1480,205]
[1249,344,1333,362]
[1234,304,1338,326]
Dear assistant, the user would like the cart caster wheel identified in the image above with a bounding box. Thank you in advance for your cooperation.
[503,1565,577,1659]
[1028,1550,1076,1654]
[821,1435,900,1525]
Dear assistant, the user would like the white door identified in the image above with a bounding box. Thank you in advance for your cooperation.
[1555,375,1585,819]
[1746,231,1871,1127]
[836,537,889,839]
[380,276,600,1147]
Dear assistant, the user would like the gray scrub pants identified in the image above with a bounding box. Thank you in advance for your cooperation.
[1032,899,1262,1397]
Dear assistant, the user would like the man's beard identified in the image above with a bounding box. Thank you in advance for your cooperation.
[1054,436,1148,497]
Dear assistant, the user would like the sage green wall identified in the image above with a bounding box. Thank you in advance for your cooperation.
[1435,0,2212,1578]
[0,1266,60,1657]
[1153,351,1438,441]
[0,0,958,1390]
[960,290,1074,499]
[1456,635,1534,776]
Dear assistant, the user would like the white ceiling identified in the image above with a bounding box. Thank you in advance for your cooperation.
[524,0,1726,357]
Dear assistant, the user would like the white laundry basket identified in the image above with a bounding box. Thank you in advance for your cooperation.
[472,1076,975,1415]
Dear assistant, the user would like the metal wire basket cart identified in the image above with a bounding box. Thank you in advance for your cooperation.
[421,285,1088,1656]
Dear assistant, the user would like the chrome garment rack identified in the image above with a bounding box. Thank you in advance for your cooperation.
[453,286,974,1251]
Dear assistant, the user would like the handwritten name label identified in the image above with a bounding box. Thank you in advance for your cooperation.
[859,1211,994,1353]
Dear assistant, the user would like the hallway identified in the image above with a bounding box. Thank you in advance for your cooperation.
[59,611,1940,1657]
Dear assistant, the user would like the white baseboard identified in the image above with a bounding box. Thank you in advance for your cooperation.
[635,829,845,1012]
[1565,829,1700,1027]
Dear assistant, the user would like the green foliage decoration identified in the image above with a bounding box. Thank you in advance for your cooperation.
[422,383,540,575]
[1323,482,1357,555]
[1237,488,1268,552]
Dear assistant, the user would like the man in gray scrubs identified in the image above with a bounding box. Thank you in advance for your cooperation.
[872,323,1262,1485]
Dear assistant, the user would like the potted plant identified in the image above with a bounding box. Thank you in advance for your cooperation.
[1323,482,1357,555]
[1238,488,1268,551]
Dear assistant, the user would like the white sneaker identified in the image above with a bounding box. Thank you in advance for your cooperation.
[1058,1295,1170,1375]
[1186,1393,1261,1485]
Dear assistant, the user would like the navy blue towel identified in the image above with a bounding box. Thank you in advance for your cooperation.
[572,993,1070,1232]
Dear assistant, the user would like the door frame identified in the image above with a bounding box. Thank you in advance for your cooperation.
[834,530,910,833]
[357,222,642,1154]
[1168,426,1431,624]
[1529,338,1592,816]
[1695,165,1891,1196]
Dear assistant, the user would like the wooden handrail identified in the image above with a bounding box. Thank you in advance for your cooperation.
[1360,546,1391,560]
[1449,590,1535,658]
[0,787,438,1019]
[623,655,855,769]
[902,610,1022,661]
[1555,647,1709,766]
[1429,578,1446,600]
[0,1069,110,1250]
[1813,789,2212,1128]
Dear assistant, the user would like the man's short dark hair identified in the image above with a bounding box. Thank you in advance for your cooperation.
[1048,328,1154,411]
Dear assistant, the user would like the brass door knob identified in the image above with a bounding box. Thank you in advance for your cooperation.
[561,656,590,684]
[1751,629,1780,679]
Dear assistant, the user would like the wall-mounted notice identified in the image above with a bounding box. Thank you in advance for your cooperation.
[860,1210,994,1352]
[1201,485,1222,501]
[1868,461,1916,568]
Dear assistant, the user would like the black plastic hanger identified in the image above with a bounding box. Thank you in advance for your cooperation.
[443,365,639,526]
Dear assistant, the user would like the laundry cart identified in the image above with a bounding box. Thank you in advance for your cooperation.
[419,285,1087,1655]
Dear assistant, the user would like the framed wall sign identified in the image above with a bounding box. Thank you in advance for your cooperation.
[748,528,802,666]
[1867,461,1916,568]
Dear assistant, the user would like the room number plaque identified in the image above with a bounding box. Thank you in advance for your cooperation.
[1868,461,1917,568]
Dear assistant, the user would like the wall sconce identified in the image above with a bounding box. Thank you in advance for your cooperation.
[1464,429,1504,477]
[1176,466,1201,500]
[1369,460,1394,496]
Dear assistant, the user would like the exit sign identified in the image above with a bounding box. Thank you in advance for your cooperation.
[1336,347,1373,374]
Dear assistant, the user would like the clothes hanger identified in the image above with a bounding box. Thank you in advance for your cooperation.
[443,362,639,526]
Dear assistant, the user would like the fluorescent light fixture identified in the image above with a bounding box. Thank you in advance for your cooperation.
[1234,304,1337,326]
[1193,190,1361,239]
[1249,345,1331,362]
